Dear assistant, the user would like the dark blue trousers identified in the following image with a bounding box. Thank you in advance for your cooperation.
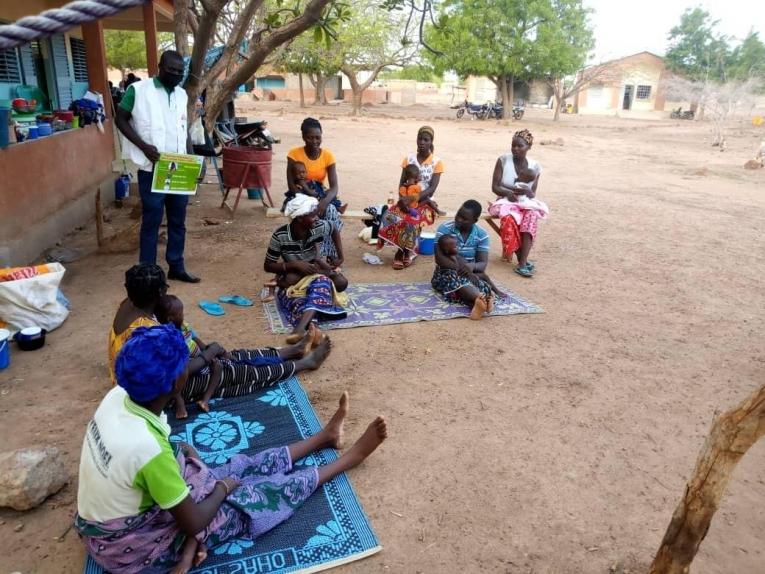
[138,169,188,272]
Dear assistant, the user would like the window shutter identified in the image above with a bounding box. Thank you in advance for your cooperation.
[18,42,38,85]
[50,34,73,109]
[0,48,21,84]
[70,38,88,82]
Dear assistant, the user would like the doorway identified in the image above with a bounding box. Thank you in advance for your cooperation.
[622,85,633,110]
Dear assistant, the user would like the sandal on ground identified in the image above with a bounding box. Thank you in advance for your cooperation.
[514,263,534,278]
[199,300,226,316]
[218,295,254,306]
[392,258,404,270]
[402,253,414,268]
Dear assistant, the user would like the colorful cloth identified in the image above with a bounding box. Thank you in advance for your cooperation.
[287,146,336,185]
[401,152,444,193]
[435,221,490,262]
[181,321,198,356]
[377,204,435,254]
[75,447,318,574]
[431,267,492,303]
[182,349,296,402]
[493,209,543,258]
[277,275,347,327]
[399,183,421,210]
[108,313,160,382]
[319,203,343,261]
[76,387,190,524]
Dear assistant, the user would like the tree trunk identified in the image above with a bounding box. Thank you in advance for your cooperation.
[350,89,362,115]
[507,75,515,113]
[552,79,562,121]
[298,72,305,108]
[499,76,510,119]
[649,383,765,574]
[318,75,328,105]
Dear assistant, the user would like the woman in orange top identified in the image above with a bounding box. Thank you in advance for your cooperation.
[286,118,344,267]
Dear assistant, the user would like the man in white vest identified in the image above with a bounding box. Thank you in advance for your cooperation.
[115,50,200,283]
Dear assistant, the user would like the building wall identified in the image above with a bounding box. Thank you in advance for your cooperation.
[0,122,116,265]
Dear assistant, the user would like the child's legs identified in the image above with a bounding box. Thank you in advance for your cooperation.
[200,361,222,405]
[475,271,500,294]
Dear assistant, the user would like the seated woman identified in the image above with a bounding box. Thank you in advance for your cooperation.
[286,118,345,267]
[489,129,549,278]
[110,267,330,414]
[378,126,445,270]
[75,325,387,574]
[265,194,349,343]
[108,263,166,381]
[432,200,498,319]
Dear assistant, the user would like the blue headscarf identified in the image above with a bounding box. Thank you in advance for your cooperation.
[115,325,188,403]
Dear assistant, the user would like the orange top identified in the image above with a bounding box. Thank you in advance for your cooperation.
[287,147,336,185]
[399,183,421,209]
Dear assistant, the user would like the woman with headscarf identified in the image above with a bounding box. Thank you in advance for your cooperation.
[286,118,344,267]
[377,125,445,269]
[489,129,549,277]
[265,194,349,343]
[75,325,388,574]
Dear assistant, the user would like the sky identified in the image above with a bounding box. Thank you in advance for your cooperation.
[583,0,765,63]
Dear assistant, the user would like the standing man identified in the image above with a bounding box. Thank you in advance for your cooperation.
[115,50,201,283]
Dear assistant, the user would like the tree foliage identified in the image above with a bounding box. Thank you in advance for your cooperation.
[104,30,147,77]
[665,7,730,82]
[425,0,593,118]
[728,30,765,81]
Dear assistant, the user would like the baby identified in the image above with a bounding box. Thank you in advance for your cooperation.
[400,163,444,216]
[284,161,347,214]
[438,234,504,316]
[155,295,224,418]
[513,165,538,203]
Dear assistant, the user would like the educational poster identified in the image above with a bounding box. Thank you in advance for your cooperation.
[150,153,203,195]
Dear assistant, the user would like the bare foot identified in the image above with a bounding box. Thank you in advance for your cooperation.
[281,328,312,360]
[175,401,189,420]
[345,416,388,466]
[310,324,324,349]
[338,203,348,214]
[300,336,332,370]
[470,296,488,321]
[170,536,198,574]
[193,543,208,567]
[196,400,210,414]
[324,392,349,449]
[485,294,495,314]
[286,327,308,345]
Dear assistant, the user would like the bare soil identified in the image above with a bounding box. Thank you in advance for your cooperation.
[1,101,763,574]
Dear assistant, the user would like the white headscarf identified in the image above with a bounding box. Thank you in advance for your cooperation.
[284,193,319,220]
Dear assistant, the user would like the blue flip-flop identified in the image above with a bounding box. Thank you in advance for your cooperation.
[199,300,226,316]
[514,263,534,278]
[218,295,254,307]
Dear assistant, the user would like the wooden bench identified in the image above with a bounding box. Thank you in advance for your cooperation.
[265,207,496,223]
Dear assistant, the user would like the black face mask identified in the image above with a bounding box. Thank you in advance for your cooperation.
[160,72,184,89]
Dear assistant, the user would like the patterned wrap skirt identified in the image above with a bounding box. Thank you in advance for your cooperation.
[75,447,318,574]
[431,266,492,303]
[277,275,347,326]
[377,204,436,254]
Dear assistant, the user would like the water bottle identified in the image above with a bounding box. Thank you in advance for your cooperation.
[115,173,131,200]
[387,190,395,207]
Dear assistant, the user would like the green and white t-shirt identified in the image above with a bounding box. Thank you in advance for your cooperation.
[77,387,189,522]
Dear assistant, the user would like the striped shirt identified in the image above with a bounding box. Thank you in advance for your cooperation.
[266,221,331,262]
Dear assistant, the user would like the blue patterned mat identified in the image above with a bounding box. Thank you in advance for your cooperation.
[84,377,381,574]
[263,281,543,333]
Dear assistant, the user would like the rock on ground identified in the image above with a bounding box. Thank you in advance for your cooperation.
[0,448,69,511]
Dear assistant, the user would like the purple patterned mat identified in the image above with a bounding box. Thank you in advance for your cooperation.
[262,282,542,333]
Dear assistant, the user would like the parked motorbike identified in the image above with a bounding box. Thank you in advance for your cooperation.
[456,99,488,119]
[670,107,694,120]
[485,101,525,120]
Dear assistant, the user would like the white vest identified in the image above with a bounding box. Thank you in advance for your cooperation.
[122,78,188,172]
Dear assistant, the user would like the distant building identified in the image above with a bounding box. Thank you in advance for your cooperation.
[575,51,689,116]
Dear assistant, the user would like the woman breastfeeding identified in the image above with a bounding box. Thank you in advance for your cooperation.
[265,194,349,343]
[286,118,345,267]
[377,125,445,269]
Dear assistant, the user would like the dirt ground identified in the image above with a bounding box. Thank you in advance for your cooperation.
[1,100,764,574]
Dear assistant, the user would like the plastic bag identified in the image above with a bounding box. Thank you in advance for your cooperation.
[190,118,206,145]
[0,262,69,333]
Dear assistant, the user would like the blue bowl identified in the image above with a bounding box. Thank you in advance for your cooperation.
[14,326,46,351]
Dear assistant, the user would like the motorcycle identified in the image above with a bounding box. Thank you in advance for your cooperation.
[456,99,489,120]
[486,101,525,120]
[670,107,694,120]
[194,119,278,157]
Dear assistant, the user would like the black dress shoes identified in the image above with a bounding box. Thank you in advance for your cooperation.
[168,269,201,283]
